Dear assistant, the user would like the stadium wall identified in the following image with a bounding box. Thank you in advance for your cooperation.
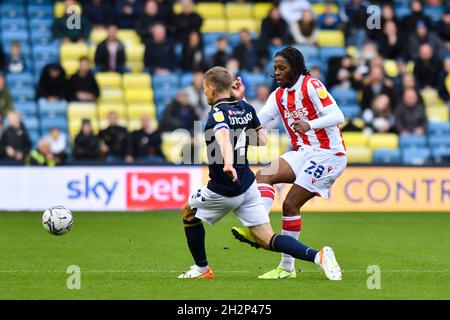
[0,167,449,212]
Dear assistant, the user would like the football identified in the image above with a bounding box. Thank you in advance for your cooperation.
[42,206,73,236]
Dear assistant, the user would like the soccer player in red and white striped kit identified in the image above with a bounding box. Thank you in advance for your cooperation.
[232,47,347,280]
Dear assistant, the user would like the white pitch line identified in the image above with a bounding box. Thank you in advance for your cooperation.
[0,269,448,273]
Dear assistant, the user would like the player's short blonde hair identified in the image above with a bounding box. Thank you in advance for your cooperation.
[204,67,232,94]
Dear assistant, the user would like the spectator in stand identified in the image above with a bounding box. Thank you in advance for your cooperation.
[4,42,26,74]
[131,114,166,164]
[159,91,198,134]
[83,0,115,28]
[413,44,443,90]
[377,20,404,60]
[211,37,231,68]
[73,119,100,161]
[368,3,399,43]
[317,2,340,30]
[173,0,203,43]
[395,88,427,136]
[361,66,396,110]
[144,23,176,74]
[181,31,206,72]
[397,73,424,104]
[363,94,395,135]
[98,111,133,163]
[226,58,241,80]
[249,84,280,130]
[183,71,209,119]
[44,128,67,165]
[279,0,311,26]
[67,56,100,102]
[0,74,12,117]
[94,25,127,73]
[135,0,165,42]
[436,9,450,51]
[309,65,322,80]
[36,63,69,102]
[0,44,5,72]
[154,0,175,26]
[340,0,369,48]
[290,10,318,45]
[327,55,357,89]
[401,0,433,37]
[0,111,31,162]
[52,0,91,43]
[115,0,144,29]
[232,29,267,72]
[408,20,445,61]
[438,57,450,102]
[260,6,289,46]
[28,139,55,166]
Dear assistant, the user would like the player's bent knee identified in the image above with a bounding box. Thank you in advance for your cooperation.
[282,199,300,216]
[255,169,273,184]
[181,202,196,221]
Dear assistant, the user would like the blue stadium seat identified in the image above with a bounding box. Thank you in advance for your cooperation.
[424,6,444,22]
[28,0,52,5]
[27,5,53,19]
[14,102,38,117]
[152,74,179,90]
[2,30,29,44]
[22,116,40,131]
[1,5,26,19]
[180,72,194,88]
[11,87,35,103]
[202,33,227,47]
[293,45,319,61]
[154,89,178,106]
[3,42,31,58]
[428,135,450,149]
[432,148,450,163]
[373,149,401,164]
[30,30,53,45]
[0,18,27,32]
[399,135,427,149]
[427,122,450,136]
[394,7,411,19]
[28,130,40,148]
[240,71,269,99]
[402,147,431,165]
[330,88,357,105]
[6,73,35,89]
[319,47,346,62]
[32,44,60,62]
[39,100,67,118]
[41,117,68,132]
[340,104,361,119]
[2,0,25,4]
[29,18,53,32]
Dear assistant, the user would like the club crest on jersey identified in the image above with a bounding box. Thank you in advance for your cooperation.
[213,111,225,122]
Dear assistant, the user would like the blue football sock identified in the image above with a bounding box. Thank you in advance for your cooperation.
[270,234,318,263]
[183,218,208,267]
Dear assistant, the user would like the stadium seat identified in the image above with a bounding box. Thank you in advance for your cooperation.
[330,88,357,105]
[342,132,368,147]
[32,44,60,62]
[372,149,401,164]
[426,107,449,122]
[402,147,431,165]
[30,29,53,45]
[0,18,27,32]
[340,104,361,119]
[2,30,29,44]
[69,119,99,137]
[195,3,225,19]
[67,102,97,120]
[11,88,35,103]
[61,60,79,76]
[38,100,67,118]
[293,44,319,61]
[428,135,450,149]
[369,133,399,150]
[253,3,273,19]
[311,3,338,15]
[29,18,53,32]
[98,103,127,119]
[227,19,258,33]
[152,73,179,90]
[319,47,346,62]
[1,5,25,19]
[432,148,450,164]
[128,104,156,121]
[180,73,194,88]
[6,73,34,89]
[125,89,153,104]
[60,43,89,62]
[317,30,345,47]
[346,146,372,164]
[161,131,192,164]
[14,102,38,117]
[201,19,227,33]
[122,73,151,89]
[383,60,399,78]
[240,71,269,99]
[421,87,446,108]
[117,29,140,46]
[399,135,427,149]
[90,28,107,44]
[225,4,253,19]
[95,72,122,89]
[22,116,40,132]
[125,43,145,62]
[424,6,444,22]
[41,117,68,132]
[98,88,124,103]
[28,130,40,147]
[154,89,177,106]
[427,122,450,136]
[27,4,53,19]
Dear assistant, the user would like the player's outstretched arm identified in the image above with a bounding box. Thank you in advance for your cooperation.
[215,128,238,182]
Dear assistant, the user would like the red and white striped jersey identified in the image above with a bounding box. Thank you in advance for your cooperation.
[258,75,346,154]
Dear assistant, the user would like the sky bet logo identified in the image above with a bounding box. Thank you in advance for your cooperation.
[67,175,118,206]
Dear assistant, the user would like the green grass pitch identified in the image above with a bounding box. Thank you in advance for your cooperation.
[0,211,449,300]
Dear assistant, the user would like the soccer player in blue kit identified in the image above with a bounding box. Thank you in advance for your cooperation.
[178,67,341,280]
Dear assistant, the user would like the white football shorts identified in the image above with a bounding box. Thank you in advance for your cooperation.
[280,146,347,198]
[188,181,269,227]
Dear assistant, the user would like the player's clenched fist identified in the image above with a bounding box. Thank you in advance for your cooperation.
[292,120,311,133]
[223,164,238,182]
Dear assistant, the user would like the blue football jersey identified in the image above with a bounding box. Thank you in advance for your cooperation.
[204,97,262,197]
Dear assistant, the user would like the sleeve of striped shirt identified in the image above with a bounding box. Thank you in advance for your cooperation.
[257,90,280,127]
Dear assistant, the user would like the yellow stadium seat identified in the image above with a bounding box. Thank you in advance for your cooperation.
[125,43,145,62]
[127,118,158,132]
[342,132,369,147]
[117,29,140,46]
[201,19,227,33]
[128,104,156,120]
[96,72,122,89]
[383,60,399,78]
[90,28,107,44]
[173,2,182,15]
[125,89,153,104]
[126,61,145,73]
[99,88,124,103]
[226,4,253,19]
[196,3,225,19]
[60,43,89,62]
[253,3,273,19]
[311,3,338,15]
[406,61,415,73]
[347,146,372,164]
[61,60,79,76]
[123,73,151,89]
[421,88,446,108]
[369,133,399,150]
[446,74,450,96]
[98,103,127,119]
[426,107,449,122]
[317,30,345,47]
[89,45,96,63]
[227,19,258,33]
[162,131,192,164]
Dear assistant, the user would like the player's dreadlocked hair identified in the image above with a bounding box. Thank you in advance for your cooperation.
[275,47,311,78]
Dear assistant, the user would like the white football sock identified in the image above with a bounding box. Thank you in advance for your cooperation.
[279,215,302,272]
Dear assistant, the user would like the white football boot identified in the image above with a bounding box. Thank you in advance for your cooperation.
[318,246,342,281]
